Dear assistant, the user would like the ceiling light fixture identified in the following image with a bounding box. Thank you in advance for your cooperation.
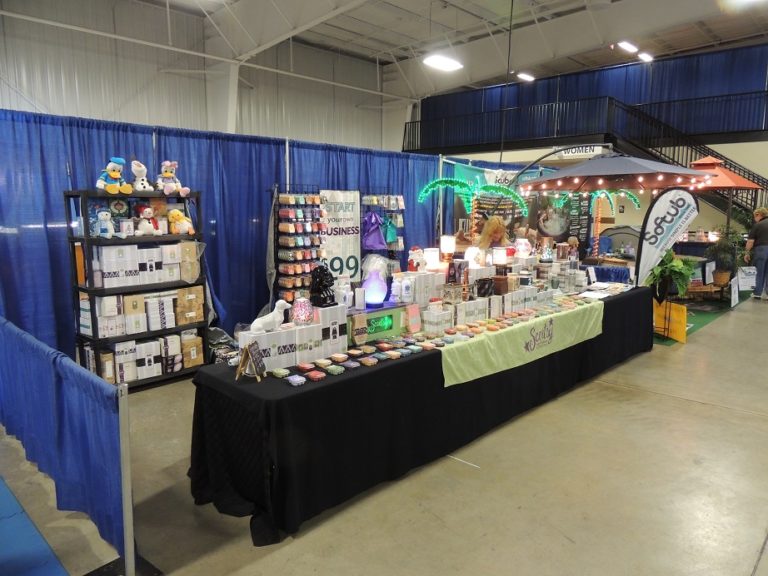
[423,54,463,72]
[617,41,638,53]
[638,52,654,62]
[517,72,535,82]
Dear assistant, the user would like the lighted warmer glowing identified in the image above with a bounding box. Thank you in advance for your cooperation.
[440,235,456,255]
[464,246,484,269]
[708,231,720,242]
[492,247,507,266]
[362,270,388,307]
[291,297,314,325]
[514,238,532,258]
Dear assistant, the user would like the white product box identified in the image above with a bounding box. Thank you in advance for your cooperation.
[314,304,348,357]
[135,341,163,380]
[118,219,134,237]
[95,295,121,317]
[503,293,513,315]
[258,326,297,371]
[157,334,183,373]
[113,340,137,363]
[161,243,182,264]
[147,313,176,331]
[138,248,161,284]
[125,314,148,335]
[115,361,137,384]
[455,301,467,326]
[474,297,489,321]
[294,324,323,365]
[163,263,180,283]
[157,218,168,235]
[238,330,260,349]
[490,295,502,319]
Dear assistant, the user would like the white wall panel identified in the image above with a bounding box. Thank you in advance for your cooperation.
[0,0,207,129]
[236,42,384,148]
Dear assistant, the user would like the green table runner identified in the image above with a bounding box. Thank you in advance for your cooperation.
[441,301,605,387]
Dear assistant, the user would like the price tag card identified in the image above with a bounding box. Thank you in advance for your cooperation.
[586,266,597,284]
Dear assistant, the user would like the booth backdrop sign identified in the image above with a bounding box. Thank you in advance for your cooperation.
[320,190,361,282]
[635,188,699,286]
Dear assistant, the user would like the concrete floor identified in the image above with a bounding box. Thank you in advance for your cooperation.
[3,297,768,575]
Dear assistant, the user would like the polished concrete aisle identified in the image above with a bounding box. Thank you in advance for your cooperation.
[2,297,768,575]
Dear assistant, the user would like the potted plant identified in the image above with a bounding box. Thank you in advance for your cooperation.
[704,226,745,286]
[645,249,695,303]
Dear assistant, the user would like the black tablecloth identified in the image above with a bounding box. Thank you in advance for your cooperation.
[190,287,653,545]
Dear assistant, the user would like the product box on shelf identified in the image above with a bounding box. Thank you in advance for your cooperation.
[511,290,525,312]
[123,295,145,316]
[145,296,176,331]
[136,341,163,380]
[176,286,204,325]
[503,293,513,315]
[422,309,452,334]
[258,327,296,371]
[157,334,183,374]
[138,247,163,284]
[179,241,199,262]
[182,336,205,369]
[161,243,182,264]
[113,340,137,384]
[125,314,148,335]
[454,301,467,326]
[163,263,180,283]
[294,324,323,365]
[95,295,122,317]
[314,304,348,357]
[98,352,115,385]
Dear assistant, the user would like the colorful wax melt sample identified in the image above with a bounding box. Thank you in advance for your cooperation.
[466,322,479,328]
[360,345,377,354]
[442,335,455,344]
[341,360,360,369]
[384,350,401,359]
[413,334,426,342]
[347,349,364,357]
[444,328,457,335]
[418,342,436,350]
[462,331,475,338]
[376,343,393,351]
[431,340,445,348]
[477,320,487,326]
[330,353,348,363]
[390,340,406,348]
[374,352,391,360]
[470,327,484,334]
[403,337,416,345]
[406,345,422,353]
[454,334,470,342]
[360,356,378,366]
[487,325,500,332]
[325,365,345,376]
[314,358,332,368]
[455,324,468,332]
[286,375,306,387]
[271,368,291,378]
[305,370,326,382]
[297,363,315,373]
[398,348,412,357]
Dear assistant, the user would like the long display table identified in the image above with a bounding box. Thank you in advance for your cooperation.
[189,287,653,545]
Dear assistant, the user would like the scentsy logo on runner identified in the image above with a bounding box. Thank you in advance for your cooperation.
[524,319,554,352]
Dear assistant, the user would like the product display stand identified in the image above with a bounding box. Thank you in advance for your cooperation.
[64,189,209,389]
[273,185,326,304]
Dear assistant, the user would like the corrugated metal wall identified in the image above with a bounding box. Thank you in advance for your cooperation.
[0,0,386,148]
[237,42,383,148]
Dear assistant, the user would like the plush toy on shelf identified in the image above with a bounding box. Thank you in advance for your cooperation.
[131,160,154,192]
[96,157,133,195]
[250,299,292,333]
[168,208,195,235]
[94,210,115,239]
[134,204,163,236]
[156,161,190,197]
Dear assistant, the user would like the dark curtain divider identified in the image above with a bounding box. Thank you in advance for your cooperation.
[289,142,440,269]
[0,317,123,555]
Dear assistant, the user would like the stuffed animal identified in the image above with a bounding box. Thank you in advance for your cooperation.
[407,246,426,272]
[250,300,292,333]
[96,157,133,195]
[131,160,154,192]
[168,208,195,235]
[156,161,190,197]
[94,210,115,239]
[135,204,162,236]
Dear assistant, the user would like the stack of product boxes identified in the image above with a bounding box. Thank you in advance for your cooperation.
[175,286,205,326]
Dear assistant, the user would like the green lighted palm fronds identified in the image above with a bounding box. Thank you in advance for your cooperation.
[418,179,529,216]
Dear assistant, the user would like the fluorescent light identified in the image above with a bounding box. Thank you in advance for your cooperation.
[638,52,654,62]
[617,41,638,53]
[423,54,463,71]
[517,72,535,82]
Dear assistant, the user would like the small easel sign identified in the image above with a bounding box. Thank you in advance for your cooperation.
[235,340,267,382]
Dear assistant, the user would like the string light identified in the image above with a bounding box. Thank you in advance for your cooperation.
[597,178,604,185]
[637,176,644,182]
[657,174,664,181]
[556,180,563,186]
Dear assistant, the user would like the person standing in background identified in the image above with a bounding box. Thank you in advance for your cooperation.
[744,207,768,299]
[477,215,511,249]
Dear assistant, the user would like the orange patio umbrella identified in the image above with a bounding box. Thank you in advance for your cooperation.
[690,156,760,234]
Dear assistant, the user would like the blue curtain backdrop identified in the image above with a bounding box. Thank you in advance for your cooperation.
[155,128,285,332]
[289,142,440,267]
[421,43,768,127]
[0,110,154,355]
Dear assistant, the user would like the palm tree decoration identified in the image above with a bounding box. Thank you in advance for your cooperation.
[418,178,529,217]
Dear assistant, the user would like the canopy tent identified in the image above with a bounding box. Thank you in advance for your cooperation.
[690,156,761,235]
